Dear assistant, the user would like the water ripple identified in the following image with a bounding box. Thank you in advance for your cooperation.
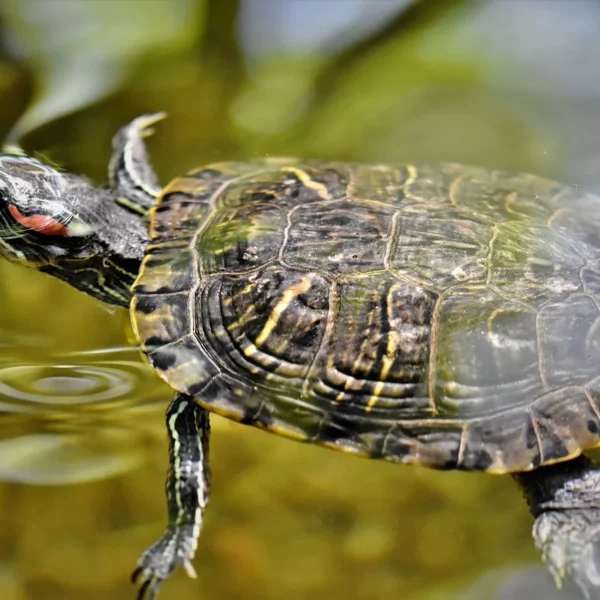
[0,346,171,483]
[0,346,170,414]
[0,362,145,407]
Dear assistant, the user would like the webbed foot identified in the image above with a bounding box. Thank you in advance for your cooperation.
[514,455,600,600]
[132,524,199,600]
[533,509,600,599]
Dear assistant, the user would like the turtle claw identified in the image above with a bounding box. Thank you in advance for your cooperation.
[132,568,163,600]
[183,558,198,579]
[132,524,198,600]
[133,112,167,139]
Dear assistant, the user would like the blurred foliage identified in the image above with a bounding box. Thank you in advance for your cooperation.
[0,0,598,599]
[2,0,204,141]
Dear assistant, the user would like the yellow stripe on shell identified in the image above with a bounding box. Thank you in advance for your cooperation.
[366,285,398,411]
[282,167,330,200]
[254,275,313,348]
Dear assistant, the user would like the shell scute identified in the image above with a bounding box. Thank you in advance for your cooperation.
[132,161,600,472]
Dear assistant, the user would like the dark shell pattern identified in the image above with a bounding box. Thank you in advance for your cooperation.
[131,159,600,474]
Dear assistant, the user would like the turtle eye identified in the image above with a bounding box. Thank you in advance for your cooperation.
[8,204,70,236]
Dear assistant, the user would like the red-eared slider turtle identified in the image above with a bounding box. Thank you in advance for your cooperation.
[1,114,600,599]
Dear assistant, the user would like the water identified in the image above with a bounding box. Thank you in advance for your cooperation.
[0,1,599,599]
[0,330,540,600]
[0,336,540,600]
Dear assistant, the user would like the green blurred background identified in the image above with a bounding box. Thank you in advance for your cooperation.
[0,0,596,598]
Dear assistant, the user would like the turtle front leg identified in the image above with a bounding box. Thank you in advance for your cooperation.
[513,455,600,599]
[109,113,166,215]
[133,393,210,600]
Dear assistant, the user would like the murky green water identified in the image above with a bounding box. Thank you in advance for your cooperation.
[0,1,599,599]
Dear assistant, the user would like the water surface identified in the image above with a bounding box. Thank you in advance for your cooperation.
[0,1,599,598]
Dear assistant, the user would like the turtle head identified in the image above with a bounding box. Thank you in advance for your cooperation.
[0,155,96,255]
[0,154,148,307]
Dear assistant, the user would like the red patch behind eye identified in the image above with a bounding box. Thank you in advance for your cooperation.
[8,205,69,237]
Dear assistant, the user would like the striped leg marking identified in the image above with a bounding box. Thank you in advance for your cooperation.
[109,112,165,214]
[132,393,210,600]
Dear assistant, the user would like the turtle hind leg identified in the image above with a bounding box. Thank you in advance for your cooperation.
[133,393,210,600]
[109,113,166,215]
[513,455,600,599]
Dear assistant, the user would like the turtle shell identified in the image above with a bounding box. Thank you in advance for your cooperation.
[131,159,600,474]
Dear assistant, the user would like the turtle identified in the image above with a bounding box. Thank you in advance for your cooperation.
[1,113,600,599]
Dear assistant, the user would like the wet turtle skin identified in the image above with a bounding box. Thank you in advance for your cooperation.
[131,159,600,475]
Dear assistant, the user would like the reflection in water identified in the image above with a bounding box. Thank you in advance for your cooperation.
[0,345,170,484]
[0,427,142,485]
